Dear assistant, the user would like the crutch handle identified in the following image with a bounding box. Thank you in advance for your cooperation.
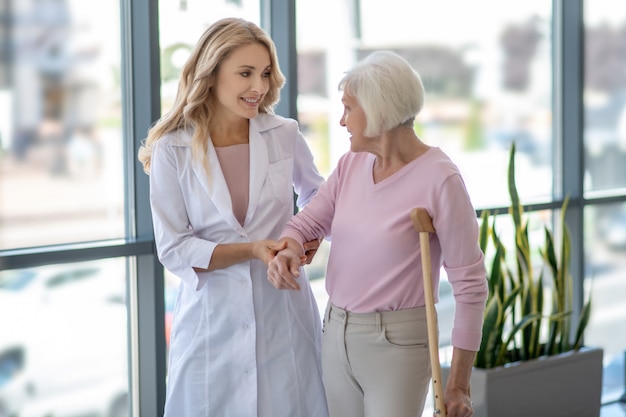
[410,207,436,234]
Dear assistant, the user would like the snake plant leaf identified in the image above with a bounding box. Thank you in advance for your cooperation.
[496,312,543,366]
[544,320,559,356]
[475,294,504,368]
[574,297,592,350]
[479,210,490,253]
[487,241,506,297]
[501,285,522,312]
[508,142,522,230]
[520,282,541,360]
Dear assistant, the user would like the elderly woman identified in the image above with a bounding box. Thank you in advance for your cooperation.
[268,51,488,417]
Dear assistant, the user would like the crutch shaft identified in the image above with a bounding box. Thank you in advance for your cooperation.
[411,207,446,417]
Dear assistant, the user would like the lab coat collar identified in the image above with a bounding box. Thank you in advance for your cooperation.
[191,114,287,234]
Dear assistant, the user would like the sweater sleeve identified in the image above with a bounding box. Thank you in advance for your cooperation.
[432,173,489,351]
[281,154,344,248]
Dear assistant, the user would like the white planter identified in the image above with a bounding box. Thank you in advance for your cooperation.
[442,347,604,417]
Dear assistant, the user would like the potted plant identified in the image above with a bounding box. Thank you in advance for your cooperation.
[442,143,603,417]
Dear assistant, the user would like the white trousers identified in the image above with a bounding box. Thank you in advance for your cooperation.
[322,303,432,417]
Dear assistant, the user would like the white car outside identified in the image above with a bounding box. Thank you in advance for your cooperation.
[0,259,129,417]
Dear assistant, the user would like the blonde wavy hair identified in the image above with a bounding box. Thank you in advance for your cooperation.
[138,17,286,174]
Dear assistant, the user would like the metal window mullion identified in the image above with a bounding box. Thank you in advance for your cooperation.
[262,0,297,120]
[122,0,165,415]
[553,0,585,338]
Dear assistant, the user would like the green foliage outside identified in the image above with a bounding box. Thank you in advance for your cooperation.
[464,99,484,151]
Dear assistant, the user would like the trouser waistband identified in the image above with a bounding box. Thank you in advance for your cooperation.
[326,303,427,327]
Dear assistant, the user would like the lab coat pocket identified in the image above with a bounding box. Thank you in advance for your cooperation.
[267,158,294,206]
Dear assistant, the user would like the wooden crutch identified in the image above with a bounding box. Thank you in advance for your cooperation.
[410,207,446,417]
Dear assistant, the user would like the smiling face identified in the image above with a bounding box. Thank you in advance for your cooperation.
[212,42,271,122]
[340,92,369,152]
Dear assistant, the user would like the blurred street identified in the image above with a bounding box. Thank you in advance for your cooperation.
[0,131,125,249]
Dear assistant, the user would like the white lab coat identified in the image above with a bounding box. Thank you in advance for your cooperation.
[149,114,329,417]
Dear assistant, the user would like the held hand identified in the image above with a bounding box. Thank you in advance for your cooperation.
[252,239,288,265]
[302,237,322,264]
[443,386,473,417]
[267,247,302,290]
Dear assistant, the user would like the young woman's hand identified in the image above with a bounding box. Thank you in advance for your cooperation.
[252,239,288,265]
[267,246,305,290]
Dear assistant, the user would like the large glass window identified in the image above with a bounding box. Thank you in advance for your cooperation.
[0,0,124,250]
[0,258,130,417]
[585,204,626,402]
[0,2,132,413]
[297,0,553,208]
[584,1,626,195]
[584,0,626,403]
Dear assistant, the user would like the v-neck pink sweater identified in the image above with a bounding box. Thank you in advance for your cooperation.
[281,147,488,351]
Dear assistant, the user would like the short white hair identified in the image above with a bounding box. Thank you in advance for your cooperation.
[338,50,425,137]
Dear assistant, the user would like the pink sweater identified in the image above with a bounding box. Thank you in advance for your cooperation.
[281,147,488,351]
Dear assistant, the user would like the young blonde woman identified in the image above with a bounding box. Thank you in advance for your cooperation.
[268,51,488,417]
[138,17,328,417]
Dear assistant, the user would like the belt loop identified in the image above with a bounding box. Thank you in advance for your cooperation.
[376,312,382,332]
